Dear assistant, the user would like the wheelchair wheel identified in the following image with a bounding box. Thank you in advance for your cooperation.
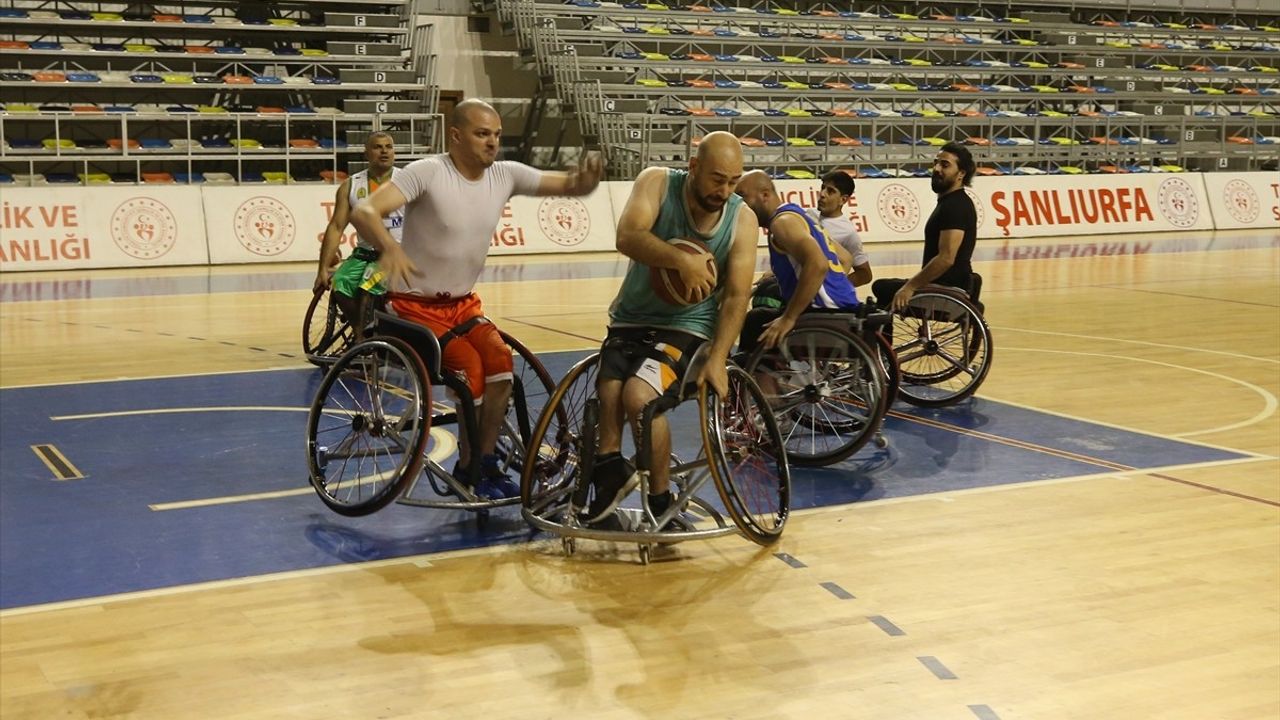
[893,289,993,407]
[499,330,558,454]
[701,365,790,545]
[303,287,356,365]
[520,353,601,510]
[306,336,431,516]
[745,326,890,466]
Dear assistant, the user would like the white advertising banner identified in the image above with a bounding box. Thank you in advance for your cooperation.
[0,172,1251,272]
[0,187,208,271]
[1201,171,1280,230]
[487,188,617,256]
[775,174,1216,242]
[204,186,335,264]
[971,173,1215,238]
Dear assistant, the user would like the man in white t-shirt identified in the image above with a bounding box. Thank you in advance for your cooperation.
[813,170,872,288]
[350,99,604,500]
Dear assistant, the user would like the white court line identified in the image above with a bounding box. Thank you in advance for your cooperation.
[974,389,1271,458]
[52,399,457,422]
[794,455,1277,515]
[53,405,310,421]
[998,346,1278,441]
[148,427,459,511]
[6,455,1272,619]
[5,364,305,391]
[996,326,1280,365]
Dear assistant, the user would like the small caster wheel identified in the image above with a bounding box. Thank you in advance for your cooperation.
[562,536,576,556]
[874,433,888,449]
[476,508,490,528]
[638,544,651,566]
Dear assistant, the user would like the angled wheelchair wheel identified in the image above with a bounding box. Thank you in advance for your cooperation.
[746,326,890,466]
[496,331,559,470]
[701,365,790,545]
[520,353,601,511]
[893,289,993,407]
[306,336,431,516]
[303,287,357,365]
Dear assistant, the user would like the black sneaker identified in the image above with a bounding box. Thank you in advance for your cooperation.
[585,454,638,523]
[647,491,695,531]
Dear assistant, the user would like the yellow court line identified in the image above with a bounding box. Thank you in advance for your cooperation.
[998,346,1278,440]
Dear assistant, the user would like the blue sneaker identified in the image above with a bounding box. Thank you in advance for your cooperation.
[474,476,518,500]
[479,454,520,499]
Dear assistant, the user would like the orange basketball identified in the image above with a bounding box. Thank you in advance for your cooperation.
[649,238,717,306]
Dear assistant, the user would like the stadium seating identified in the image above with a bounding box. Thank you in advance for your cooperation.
[0,0,443,184]
[497,0,1279,178]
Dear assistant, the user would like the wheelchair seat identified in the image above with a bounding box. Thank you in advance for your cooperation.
[370,311,446,381]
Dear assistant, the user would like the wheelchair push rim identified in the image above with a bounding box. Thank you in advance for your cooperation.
[893,289,993,407]
[701,364,791,545]
[746,325,891,466]
[306,336,431,516]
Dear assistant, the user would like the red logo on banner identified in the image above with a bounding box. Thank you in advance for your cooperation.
[1223,179,1260,224]
[234,196,296,256]
[537,197,591,247]
[1157,178,1200,228]
[110,197,178,260]
[876,184,920,233]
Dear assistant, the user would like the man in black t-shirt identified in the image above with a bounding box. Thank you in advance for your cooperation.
[872,142,978,310]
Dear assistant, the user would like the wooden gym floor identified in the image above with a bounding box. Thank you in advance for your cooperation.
[0,228,1277,719]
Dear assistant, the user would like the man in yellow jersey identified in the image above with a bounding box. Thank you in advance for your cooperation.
[313,131,403,321]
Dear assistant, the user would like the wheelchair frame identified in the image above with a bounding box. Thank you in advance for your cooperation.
[302,285,380,366]
[520,351,792,565]
[743,306,896,466]
[305,311,557,525]
[891,283,993,407]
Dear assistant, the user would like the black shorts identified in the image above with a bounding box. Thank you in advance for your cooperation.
[598,326,705,400]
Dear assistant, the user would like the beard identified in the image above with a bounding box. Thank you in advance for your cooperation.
[930,173,947,193]
[693,192,727,213]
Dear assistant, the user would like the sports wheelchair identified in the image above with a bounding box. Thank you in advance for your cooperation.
[302,286,364,365]
[888,274,992,407]
[305,311,556,525]
[740,305,897,466]
[303,250,386,365]
[520,344,791,565]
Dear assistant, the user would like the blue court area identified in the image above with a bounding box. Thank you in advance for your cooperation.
[0,351,1247,610]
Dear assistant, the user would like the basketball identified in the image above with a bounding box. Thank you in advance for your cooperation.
[649,238,717,306]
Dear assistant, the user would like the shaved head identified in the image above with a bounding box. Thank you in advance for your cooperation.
[686,131,745,215]
[448,98,503,173]
[695,131,744,171]
[736,169,773,196]
[451,98,499,130]
[734,169,779,225]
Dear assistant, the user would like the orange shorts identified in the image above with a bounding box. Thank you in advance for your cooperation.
[388,293,512,402]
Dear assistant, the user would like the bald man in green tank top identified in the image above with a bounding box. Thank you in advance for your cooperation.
[584,132,761,526]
